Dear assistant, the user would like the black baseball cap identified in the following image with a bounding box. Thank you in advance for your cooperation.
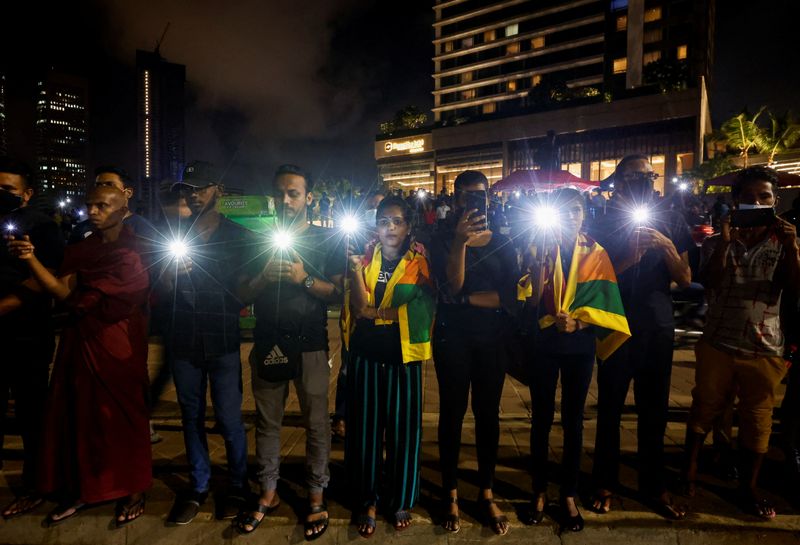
[171,161,222,192]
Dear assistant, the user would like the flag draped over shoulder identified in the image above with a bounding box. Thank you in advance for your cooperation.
[518,233,630,360]
[342,242,435,363]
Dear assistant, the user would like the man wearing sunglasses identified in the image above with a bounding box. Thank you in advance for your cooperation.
[588,154,693,519]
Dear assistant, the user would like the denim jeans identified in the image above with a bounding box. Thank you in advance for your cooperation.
[171,351,248,493]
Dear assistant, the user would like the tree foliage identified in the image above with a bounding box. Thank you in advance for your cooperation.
[379,106,428,135]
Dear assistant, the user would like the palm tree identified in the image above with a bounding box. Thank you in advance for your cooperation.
[711,107,767,167]
[761,111,800,165]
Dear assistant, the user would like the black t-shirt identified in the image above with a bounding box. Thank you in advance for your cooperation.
[351,254,403,365]
[250,225,345,352]
[588,203,693,332]
[429,229,519,339]
[0,206,65,340]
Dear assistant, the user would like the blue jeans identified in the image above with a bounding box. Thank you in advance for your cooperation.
[171,351,248,493]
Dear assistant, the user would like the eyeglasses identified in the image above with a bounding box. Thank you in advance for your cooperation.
[622,171,660,183]
[377,217,407,228]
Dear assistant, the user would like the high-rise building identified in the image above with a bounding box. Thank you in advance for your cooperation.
[377,0,715,194]
[35,71,89,198]
[0,73,7,156]
[136,49,185,215]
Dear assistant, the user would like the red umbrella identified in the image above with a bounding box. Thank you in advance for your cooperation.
[706,170,800,187]
[491,169,598,193]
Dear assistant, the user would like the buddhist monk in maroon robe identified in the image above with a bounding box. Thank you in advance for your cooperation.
[7,187,151,527]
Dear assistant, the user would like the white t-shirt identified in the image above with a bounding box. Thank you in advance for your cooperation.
[436,204,450,220]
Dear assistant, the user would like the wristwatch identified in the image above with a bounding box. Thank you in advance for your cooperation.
[303,275,316,289]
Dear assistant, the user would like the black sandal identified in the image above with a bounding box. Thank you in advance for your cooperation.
[441,496,460,533]
[523,491,546,525]
[357,511,377,539]
[739,492,776,521]
[393,510,412,531]
[2,494,44,520]
[478,497,509,536]
[304,502,329,541]
[560,499,584,532]
[43,502,87,528]
[234,500,280,534]
[114,495,146,528]
[590,490,613,514]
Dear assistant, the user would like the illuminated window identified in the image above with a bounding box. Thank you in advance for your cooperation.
[482,102,497,114]
[484,29,496,42]
[461,36,474,48]
[677,44,688,60]
[461,71,474,83]
[507,80,517,92]
[643,51,662,64]
[644,6,662,22]
[462,89,476,100]
[506,23,519,37]
[644,28,662,43]
[613,58,627,74]
[444,41,454,53]
[617,15,627,31]
[532,74,542,86]
[506,42,520,55]
[599,159,619,180]
[562,162,582,177]
[531,36,545,49]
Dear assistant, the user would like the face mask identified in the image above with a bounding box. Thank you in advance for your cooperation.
[0,190,23,214]
[737,203,773,210]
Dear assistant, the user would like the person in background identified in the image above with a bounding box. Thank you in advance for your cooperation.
[429,170,519,536]
[0,158,64,519]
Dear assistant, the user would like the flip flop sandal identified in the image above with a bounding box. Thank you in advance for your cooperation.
[234,501,281,534]
[304,502,329,541]
[442,496,460,533]
[357,513,377,539]
[393,510,412,531]
[740,495,776,520]
[114,495,146,528]
[478,498,509,536]
[590,491,614,514]
[44,502,87,528]
[2,495,44,520]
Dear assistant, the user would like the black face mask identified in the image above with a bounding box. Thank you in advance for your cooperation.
[0,190,23,214]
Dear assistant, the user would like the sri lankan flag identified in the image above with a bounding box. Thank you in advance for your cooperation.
[342,242,435,363]
[518,233,630,360]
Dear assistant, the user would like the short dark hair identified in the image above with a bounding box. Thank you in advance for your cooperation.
[731,166,779,200]
[0,157,34,189]
[274,164,314,193]
[94,164,132,186]
[614,154,651,177]
[454,170,488,193]
[551,187,585,209]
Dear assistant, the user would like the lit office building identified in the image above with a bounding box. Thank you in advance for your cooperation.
[35,71,89,198]
[137,49,185,215]
[377,0,715,195]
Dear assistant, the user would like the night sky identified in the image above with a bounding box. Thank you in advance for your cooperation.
[1,0,798,193]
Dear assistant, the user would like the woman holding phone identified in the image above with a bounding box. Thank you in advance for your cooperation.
[341,196,435,537]
[429,170,519,535]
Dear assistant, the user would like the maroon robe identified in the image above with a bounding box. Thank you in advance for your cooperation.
[38,228,152,503]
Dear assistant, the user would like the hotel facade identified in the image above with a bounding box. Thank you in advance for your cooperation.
[376,0,715,196]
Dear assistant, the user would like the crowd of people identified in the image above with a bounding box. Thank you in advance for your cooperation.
[0,153,798,538]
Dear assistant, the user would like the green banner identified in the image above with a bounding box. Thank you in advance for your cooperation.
[218,195,273,217]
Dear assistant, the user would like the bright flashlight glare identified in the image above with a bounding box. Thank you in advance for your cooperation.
[65,197,72,203]
[169,240,188,258]
[78,210,85,217]
[58,200,66,208]
[632,206,651,224]
[417,189,426,198]
[5,222,15,233]
[514,190,521,197]
[678,182,689,191]
[272,230,293,250]
[340,215,359,235]
[533,206,559,228]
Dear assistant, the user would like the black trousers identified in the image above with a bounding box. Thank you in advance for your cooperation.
[434,330,507,492]
[592,328,674,495]
[782,361,800,454]
[529,351,595,498]
[0,336,55,490]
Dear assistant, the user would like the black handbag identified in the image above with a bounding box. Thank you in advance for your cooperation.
[253,332,303,382]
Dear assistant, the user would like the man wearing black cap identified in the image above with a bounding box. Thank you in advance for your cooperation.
[158,161,250,525]
[0,157,64,518]
[588,154,693,519]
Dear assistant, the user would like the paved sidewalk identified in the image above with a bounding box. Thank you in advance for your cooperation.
[1,320,799,544]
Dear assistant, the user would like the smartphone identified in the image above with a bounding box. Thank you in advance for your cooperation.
[464,190,488,228]
[730,208,776,228]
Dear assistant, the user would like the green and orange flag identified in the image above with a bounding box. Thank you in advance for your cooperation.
[518,233,630,360]
[342,242,435,363]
